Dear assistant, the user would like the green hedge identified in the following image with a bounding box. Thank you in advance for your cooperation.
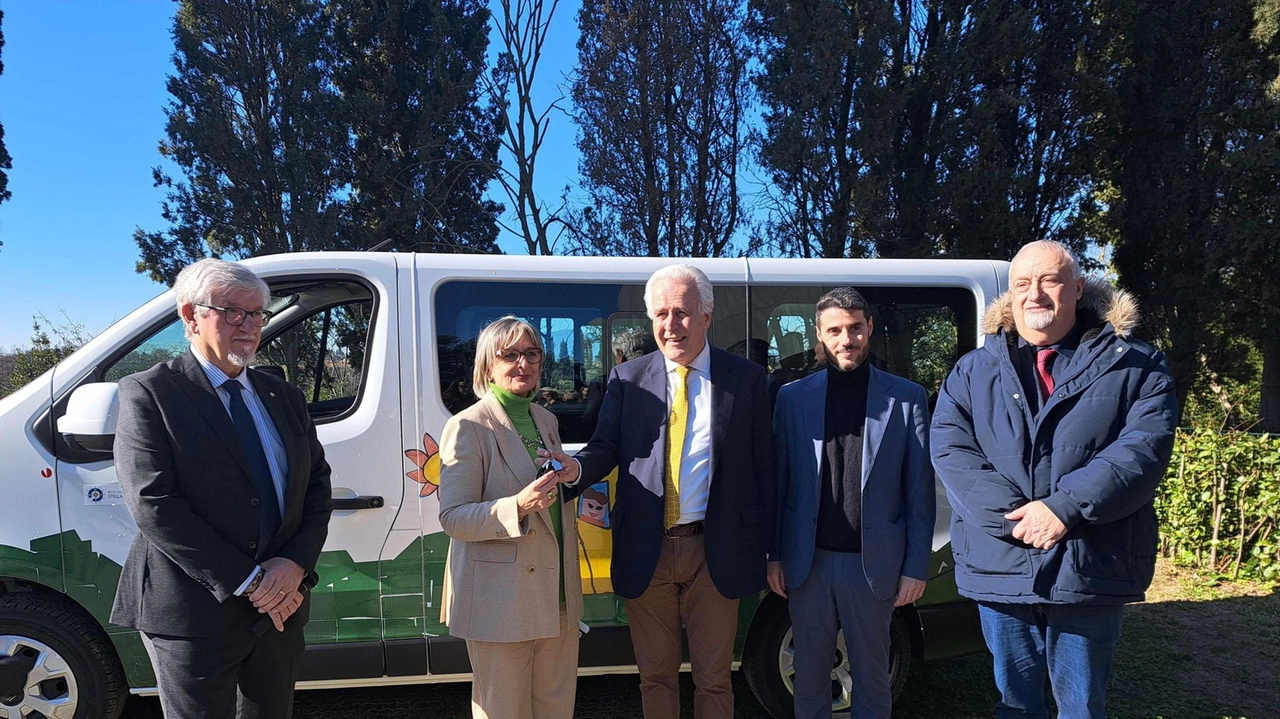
[1157,429,1280,582]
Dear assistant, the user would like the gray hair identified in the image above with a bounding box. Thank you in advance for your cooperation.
[1012,240,1082,280]
[472,315,543,398]
[644,264,715,318]
[613,329,658,362]
[814,287,871,324]
[173,258,271,340]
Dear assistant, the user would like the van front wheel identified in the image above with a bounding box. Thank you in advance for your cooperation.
[0,592,126,719]
[741,594,911,719]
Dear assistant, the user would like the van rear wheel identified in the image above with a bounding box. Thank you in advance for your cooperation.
[0,592,126,719]
[741,594,911,719]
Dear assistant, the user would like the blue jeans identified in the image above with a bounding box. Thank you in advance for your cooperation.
[978,603,1125,719]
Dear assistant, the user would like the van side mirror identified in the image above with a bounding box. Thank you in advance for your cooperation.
[57,382,119,454]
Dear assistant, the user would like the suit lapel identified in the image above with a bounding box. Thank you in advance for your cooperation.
[638,354,669,497]
[530,406,564,536]
[804,370,827,498]
[708,349,733,477]
[640,354,668,436]
[248,370,302,515]
[172,351,255,480]
[861,366,891,489]
[480,394,538,491]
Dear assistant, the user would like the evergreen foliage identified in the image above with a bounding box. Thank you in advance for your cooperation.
[332,0,503,254]
[1,315,91,397]
[1160,429,1280,582]
[135,0,348,284]
[0,9,12,231]
[1081,0,1280,424]
[749,0,1092,261]
[135,0,502,285]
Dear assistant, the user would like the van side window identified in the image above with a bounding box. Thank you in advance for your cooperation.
[104,318,187,382]
[255,281,375,422]
[747,285,978,399]
[100,279,376,423]
[434,281,744,444]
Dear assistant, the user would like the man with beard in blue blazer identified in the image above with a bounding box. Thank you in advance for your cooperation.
[769,287,935,719]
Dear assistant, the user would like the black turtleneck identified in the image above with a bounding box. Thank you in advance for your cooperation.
[817,360,870,552]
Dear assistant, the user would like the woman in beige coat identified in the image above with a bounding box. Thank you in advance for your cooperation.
[437,315,583,719]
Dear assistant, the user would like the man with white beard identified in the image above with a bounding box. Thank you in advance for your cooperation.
[111,258,333,719]
[930,241,1177,719]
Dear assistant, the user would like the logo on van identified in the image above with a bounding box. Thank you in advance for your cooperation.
[405,433,442,497]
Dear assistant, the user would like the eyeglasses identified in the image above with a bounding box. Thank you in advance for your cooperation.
[196,303,274,327]
[496,348,544,365]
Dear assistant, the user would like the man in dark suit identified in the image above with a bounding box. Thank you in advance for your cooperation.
[111,258,333,719]
[769,287,934,719]
[567,264,775,719]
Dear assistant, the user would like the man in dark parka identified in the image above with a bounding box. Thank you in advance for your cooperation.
[931,240,1177,719]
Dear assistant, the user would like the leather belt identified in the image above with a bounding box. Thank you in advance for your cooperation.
[665,521,705,538]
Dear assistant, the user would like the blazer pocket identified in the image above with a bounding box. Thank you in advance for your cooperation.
[469,540,518,563]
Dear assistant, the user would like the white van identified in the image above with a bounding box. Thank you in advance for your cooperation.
[0,253,1006,719]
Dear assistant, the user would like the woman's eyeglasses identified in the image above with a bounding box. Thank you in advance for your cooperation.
[496,348,544,365]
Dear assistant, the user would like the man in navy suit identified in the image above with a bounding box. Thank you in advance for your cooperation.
[570,264,774,719]
[769,287,934,719]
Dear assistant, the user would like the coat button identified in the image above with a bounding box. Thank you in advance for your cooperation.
[248,541,258,549]
[526,565,536,573]
[250,498,260,506]
[528,529,537,536]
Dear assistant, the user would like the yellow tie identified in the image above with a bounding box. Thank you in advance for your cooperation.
[664,365,690,530]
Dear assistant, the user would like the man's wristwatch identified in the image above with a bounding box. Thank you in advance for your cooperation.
[245,567,264,596]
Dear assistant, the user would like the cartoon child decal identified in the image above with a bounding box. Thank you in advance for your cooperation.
[405,433,442,497]
[577,483,610,528]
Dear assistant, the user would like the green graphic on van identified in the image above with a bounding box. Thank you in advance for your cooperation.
[0,529,454,684]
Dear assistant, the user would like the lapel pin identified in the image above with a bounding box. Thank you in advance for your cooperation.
[270,392,276,397]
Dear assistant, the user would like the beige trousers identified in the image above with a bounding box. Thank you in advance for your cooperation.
[465,604,579,719]
[625,534,740,719]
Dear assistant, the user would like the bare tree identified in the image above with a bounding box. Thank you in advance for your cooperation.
[569,0,749,257]
[489,0,567,254]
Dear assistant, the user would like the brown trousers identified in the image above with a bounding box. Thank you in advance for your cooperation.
[465,604,579,719]
[625,534,740,719]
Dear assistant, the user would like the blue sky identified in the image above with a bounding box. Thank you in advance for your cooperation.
[0,0,581,350]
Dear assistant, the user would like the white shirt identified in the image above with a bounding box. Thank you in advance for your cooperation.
[665,342,712,523]
[191,348,289,595]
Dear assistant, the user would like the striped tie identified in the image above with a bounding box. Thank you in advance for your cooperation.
[664,365,690,530]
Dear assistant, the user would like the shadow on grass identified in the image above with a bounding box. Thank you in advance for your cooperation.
[1109,590,1280,719]
[894,587,1280,719]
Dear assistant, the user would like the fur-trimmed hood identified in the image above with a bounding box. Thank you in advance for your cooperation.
[981,277,1140,339]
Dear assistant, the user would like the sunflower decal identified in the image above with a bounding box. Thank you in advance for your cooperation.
[405,433,442,497]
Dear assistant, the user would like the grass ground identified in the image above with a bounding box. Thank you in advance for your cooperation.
[124,560,1279,718]
[892,559,1280,719]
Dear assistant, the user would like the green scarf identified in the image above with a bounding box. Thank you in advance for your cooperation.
[490,382,566,603]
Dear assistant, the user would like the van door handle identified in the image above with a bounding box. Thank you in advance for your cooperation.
[333,496,384,510]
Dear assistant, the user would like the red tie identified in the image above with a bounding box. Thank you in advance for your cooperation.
[1036,348,1057,401]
